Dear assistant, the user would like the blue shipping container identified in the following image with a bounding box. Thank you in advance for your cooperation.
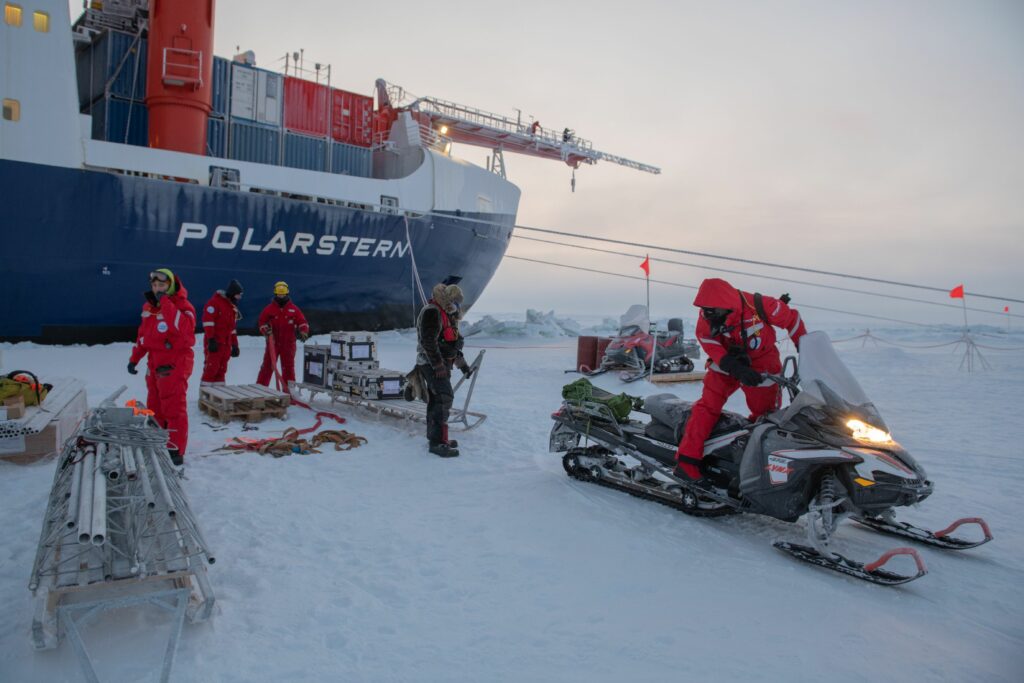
[229,121,281,165]
[284,132,327,172]
[331,142,372,177]
[207,117,227,157]
[91,96,149,147]
[211,57,230,117]
[76,30,147,108]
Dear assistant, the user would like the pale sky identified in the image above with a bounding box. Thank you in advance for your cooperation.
[76,1,1024,327]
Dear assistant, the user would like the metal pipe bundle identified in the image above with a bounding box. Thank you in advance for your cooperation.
[29,395,216,603]
[122,445,138,481]
[76,448,95,544]
[90,445,107,546]
[135,446,156,509]
[64,454,84,530]
[149,447,177,518]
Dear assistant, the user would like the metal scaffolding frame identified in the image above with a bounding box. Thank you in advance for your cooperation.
[28,388,215,682]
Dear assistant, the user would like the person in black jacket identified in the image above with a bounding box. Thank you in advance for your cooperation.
[415,282,472,457]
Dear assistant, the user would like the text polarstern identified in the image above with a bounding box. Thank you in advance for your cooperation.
[176,223,412,258]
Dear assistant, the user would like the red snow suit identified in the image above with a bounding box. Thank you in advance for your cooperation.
[676,278,806,477]
[256,298,309,387]
[129,284,196,457]
[200,291,240,385]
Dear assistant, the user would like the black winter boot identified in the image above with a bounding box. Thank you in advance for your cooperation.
[169,449,184,467]
[673,464,712,491]
[429,442,460,458]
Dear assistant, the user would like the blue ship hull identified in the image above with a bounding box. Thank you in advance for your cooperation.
[0,159,513,342]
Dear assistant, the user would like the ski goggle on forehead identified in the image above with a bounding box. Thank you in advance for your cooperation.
[149,271,172,284]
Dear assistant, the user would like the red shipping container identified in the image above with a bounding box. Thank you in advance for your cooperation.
[576,336,599,372]
[331,88,374,147]
[284,76,330,137]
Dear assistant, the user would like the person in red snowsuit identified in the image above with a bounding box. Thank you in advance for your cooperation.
[127,268,196,465]
[256,281,310,388]
[200,279,243,386]
[675,278,807,482]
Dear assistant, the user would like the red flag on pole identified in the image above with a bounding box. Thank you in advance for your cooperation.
[949,284,964,299]
[640,255,650,277]
[1005,306,1010,313]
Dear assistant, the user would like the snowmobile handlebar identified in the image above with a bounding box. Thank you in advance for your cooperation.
[764,373,800,402]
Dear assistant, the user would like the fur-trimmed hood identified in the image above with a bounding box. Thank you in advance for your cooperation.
[431,283,464,311]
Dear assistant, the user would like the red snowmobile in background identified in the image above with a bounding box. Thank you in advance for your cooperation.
[590,305,701,382]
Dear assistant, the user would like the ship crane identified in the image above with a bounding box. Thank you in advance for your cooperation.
[378,81,660,185]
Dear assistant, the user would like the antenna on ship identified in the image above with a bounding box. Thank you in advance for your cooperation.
[378,81,660,189]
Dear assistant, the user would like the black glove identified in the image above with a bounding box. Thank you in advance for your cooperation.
[297,330,309,342]
[207,338,219,353]
[719,354,763,387]
[462,366,474,379]
[144,291,158,307]
[231,345,240,358]
[127,362,138,375]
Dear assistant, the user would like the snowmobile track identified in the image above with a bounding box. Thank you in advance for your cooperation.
[563,459,736,519]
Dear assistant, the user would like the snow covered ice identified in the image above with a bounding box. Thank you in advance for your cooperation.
[1,320,1022,682]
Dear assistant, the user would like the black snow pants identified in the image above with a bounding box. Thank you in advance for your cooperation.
[419,364,454,445]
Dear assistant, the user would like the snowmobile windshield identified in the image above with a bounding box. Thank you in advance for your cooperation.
[618,305,650,333]
[780,331,889,432]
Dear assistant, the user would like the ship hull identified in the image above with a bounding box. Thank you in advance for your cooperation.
[0,159,513,342]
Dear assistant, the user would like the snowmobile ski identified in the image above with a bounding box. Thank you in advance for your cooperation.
[850,515,992,550]
[773,542,928,586]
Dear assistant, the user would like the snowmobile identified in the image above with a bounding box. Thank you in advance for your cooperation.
[588,305,700,382]
[550,331,992,585]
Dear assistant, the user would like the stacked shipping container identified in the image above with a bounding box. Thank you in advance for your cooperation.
[75,30,376,177]
[205,56,230,156]
[280,76,374,174]
[75,29,149,147]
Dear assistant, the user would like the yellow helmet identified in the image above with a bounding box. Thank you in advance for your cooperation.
[273,281,289,296]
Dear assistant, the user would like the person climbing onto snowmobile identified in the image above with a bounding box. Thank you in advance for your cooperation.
[675,278,806,483]
[415,282,472,458]
[127,268,196,466]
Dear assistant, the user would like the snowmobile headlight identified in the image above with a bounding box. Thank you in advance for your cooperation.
[846,419,893,444]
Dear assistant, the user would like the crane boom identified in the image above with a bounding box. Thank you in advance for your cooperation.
[382,82,660,175]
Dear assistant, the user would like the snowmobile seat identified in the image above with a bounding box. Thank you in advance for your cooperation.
[642,393,750,445]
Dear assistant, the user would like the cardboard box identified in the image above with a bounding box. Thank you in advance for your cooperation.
[0,380,88,465]
[3,396,25,419]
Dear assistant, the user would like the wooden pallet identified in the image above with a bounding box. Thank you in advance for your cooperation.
[649,369,707,384]
[198,384,290,423]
